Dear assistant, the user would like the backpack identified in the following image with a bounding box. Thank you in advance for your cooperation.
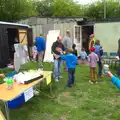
[100,46,103,56]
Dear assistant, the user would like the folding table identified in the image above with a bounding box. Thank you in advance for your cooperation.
[0,71,52,120]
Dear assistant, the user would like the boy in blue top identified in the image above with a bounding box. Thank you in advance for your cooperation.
[57,48,78,88]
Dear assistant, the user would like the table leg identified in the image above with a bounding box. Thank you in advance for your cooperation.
[4,102,10,120]
[49,84,52,95]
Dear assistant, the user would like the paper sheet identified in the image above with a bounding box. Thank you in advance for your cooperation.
[44,30,60,62]
[46,74,51,85]
[0,111,6,120]
[24,87,34,102]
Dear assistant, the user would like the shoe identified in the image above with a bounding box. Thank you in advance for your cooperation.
[98,75,104,78]
[89,80,94,84]
[95,81,98,84]
[59,76,63,79]
[55,79,59,82]
[34,90,39,96]
[67,85,72,88]
[100,75,104,78]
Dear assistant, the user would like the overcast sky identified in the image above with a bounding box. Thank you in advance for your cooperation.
[76,0,101,4]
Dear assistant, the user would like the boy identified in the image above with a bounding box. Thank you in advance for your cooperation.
[94,40,103,77]
[57,48,78,88]
[88,47,99,84]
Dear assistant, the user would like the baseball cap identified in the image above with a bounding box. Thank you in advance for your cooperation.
[90,47,95,52]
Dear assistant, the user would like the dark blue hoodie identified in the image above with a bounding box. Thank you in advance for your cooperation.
[35,37,46,52]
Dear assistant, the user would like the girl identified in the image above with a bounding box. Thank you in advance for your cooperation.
[80,48,87,64]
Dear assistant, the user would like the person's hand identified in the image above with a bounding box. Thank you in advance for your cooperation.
[56,47,62,52]
[107,71,113,78]
[0,74,5,77]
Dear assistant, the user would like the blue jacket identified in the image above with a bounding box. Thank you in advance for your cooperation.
[61,54,78,68]
[94,45,103,57]
[111,76,120,89]
[35,37,46,52]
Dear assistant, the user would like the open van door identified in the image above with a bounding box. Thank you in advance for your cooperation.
[27,28,33,57]
[18,29,28,44]
[0,28,9,68]
[74,25,82,56]
[18,28,33,57]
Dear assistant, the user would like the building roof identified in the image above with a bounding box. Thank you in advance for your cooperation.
[0,21,29,27]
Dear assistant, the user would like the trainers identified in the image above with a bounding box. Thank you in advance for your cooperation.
[59,76,63,79]
[89,80,94,84]
[95,81,98,84]
[98,75,104,78]
[55,79,59,82]
[34,90,39,96]
[67,85,72,88]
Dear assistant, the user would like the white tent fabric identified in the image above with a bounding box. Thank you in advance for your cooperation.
[14,44,29,72]
[44,30,60,62]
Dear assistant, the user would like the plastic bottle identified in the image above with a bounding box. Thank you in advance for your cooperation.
[7,78,14,90]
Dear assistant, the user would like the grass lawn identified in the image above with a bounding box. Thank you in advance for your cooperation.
[0,62,120,120]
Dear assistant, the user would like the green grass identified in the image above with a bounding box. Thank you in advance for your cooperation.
[1,62,120,120]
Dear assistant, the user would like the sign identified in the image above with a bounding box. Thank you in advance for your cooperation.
[24,87,34,102]
[0,111,6,120]
[46,74,51,85]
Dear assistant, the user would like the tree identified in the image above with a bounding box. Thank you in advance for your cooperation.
[84,0,120,20]
[0,0,36,21]
[34,0,54,17]
[35,0,83,17]
[52,0,83,17]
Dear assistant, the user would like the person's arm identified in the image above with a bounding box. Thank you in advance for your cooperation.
[88,55,90,62]
[51,42,56,54]
[60,54,66,61]
[72,56,78,64]
[42,39,46,50]
[62,37,66,47]
[62,44,65,52]
[76,50,78,56]
[85,52,87,58]
[96,55,99,62]
[35,38,37,47]
[0,74,4,77]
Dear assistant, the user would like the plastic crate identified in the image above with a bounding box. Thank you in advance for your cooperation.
[8,94,25,109]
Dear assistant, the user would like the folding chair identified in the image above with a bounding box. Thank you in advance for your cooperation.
[109,52,117,67]
[102,52,108,64]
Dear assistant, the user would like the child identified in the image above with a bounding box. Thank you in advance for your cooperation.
[88,47,99,84]
[58,48,78,88]
[72,44,77,57]
[32,44,38,61]
[80,48,87,64]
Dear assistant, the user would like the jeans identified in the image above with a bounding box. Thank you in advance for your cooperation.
[37,51,44,62]
[53,59,62,80]
[68,68,75,87]
[98,58,103,76]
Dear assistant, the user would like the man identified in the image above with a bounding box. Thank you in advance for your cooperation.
[51,36,65,82]
[63,30,73,71]
[35,34,46,62]
[94,40,103,77]
[63,30,72,51]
